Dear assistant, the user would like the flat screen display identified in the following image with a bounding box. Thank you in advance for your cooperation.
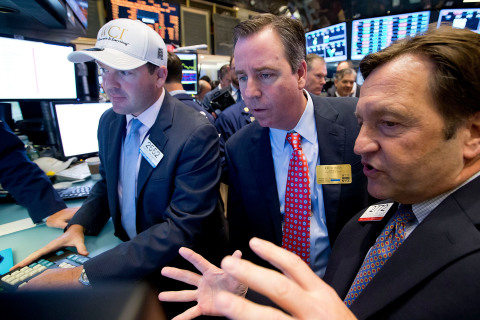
[0,36,77,101]
[351,11,431,60]
[437,8,480,33]
[52,101,112,158]
[305,22,347,63]
[176,53,198,95]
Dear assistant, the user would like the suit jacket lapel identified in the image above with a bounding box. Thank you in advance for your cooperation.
[105,114,126,232]
[351,178,480,318]
[248,124,283,244]
[136,94,173,196]
[312,97,347,241]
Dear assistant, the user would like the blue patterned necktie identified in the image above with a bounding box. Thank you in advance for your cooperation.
[121,118,143,239]
[344,204,415,307]
[282,132,311,264]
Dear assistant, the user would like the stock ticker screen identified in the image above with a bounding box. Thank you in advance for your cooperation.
[437,8,480,33]
[107,0,180,45]
[351,11,430,60]
[176,53,198,95]
[305,22,347,63]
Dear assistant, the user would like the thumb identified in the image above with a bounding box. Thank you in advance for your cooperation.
[74,241,89,256]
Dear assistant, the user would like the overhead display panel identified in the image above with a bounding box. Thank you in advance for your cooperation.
[351,11,431,60]
[305,22,347,63]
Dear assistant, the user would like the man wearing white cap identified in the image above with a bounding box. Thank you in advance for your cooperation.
[13,18,227,314]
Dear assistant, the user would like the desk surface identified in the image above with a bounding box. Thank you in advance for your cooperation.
[0,198,122,265]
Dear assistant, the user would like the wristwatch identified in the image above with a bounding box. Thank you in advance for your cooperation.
[78,269,91,286]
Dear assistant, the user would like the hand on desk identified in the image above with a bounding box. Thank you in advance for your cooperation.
[46,207,80,229]
[20,266,84,289]
[159,247,247,320]
[11,224,88,271]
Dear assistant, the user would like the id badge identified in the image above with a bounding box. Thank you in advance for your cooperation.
[358,203,394,222]
[316,164,352,184]
[140,138,163,168]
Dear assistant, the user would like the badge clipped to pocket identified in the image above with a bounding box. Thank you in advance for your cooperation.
[316,164,352,184]
[140,138,163,168]
[358,203,394,222]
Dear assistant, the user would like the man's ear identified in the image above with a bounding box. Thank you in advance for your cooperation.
[156,66,168,87]
[297,60,307,89]
[463,112,480,160]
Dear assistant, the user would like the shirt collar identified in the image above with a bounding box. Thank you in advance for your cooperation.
[125,88,165,130]
[169,89,187,96]
[412,170,480,224]
[231,84,239,94]
[270,90,316,150]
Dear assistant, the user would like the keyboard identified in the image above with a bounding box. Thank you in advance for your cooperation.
[56,185,92,200]
[0,248,89,292]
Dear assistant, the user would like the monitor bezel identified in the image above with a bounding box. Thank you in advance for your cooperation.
[49,100,112,160]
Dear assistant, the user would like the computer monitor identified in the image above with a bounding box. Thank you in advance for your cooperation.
[0,35,77,101]
[351,11,431,60]
[306,22,348,63]
[437,8,480,33]
[51,101,112,159]
[105,0,180,45]
[176,52,198,95]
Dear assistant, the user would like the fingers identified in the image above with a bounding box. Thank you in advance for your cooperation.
[161,266,201,287]
[158,289,197,302]
[214,291,292,320]
[11,239,64,270]
[178,247,217,275]
[74,240,89,256]
[232,250,242,259]
[248,237,321,291]
[221,254,308,314]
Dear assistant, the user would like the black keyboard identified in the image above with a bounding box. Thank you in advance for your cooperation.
[0,248,89,292]
[56,185,92,200]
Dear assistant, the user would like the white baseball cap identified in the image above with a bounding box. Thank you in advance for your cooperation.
[68,18,167,70]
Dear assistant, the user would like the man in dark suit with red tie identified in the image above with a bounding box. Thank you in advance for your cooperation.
[159,24,480,320]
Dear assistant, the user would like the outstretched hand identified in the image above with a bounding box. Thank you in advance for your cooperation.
[159,247,247,320]
[212,238,357,320]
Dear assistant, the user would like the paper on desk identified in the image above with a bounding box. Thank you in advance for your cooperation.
[0,248,14,275]
[0,218,36,237]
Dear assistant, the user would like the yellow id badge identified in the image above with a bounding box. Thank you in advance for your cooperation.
[316,164,352,184]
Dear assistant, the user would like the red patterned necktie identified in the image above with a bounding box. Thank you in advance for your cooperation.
[282,132,311,264]
[344,204,415,307]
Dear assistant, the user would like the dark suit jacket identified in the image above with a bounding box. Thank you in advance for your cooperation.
[225,95,369,269]
[324,176,480,319]
[67,92,227,287]
[172,92,215,125]
[215,100,253,177]
[0,121,66,222]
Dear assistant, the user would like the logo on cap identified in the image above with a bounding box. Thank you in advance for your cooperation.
[98,25,130,46]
